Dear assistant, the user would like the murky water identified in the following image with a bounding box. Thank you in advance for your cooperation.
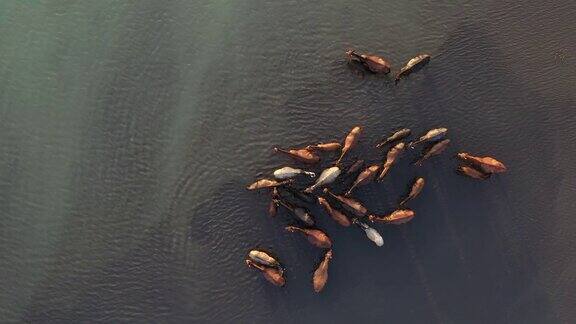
[0,0,575,323]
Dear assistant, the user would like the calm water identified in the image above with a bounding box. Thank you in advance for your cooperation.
[1,1,575,323]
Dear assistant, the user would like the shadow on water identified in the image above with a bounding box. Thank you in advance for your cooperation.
[21,14,576,324]
[392,21,571,323]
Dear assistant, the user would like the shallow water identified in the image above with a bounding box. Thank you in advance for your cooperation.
[0,0,575,323]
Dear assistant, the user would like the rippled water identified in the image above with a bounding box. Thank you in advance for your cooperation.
[0,1,575,323]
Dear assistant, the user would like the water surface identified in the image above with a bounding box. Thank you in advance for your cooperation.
[0,0,575,323]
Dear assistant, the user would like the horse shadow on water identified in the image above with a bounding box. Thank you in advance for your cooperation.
[382,21,573,323]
